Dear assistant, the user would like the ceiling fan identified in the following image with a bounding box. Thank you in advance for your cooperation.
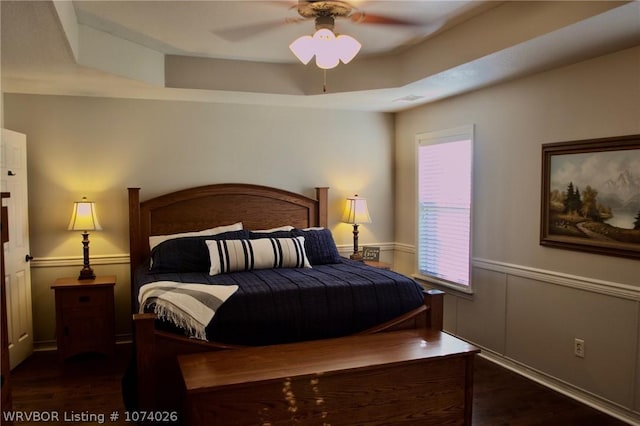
[213,1,423,69]
[212,0,422,43]
[293,0,420,27]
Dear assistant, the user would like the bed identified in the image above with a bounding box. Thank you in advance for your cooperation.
[126,183,445,415]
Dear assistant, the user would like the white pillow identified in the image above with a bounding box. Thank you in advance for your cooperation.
[251,225,294,233]
[149,222,243,251]
[206,236,311,276]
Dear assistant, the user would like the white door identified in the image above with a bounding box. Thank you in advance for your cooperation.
[1,128,33,369]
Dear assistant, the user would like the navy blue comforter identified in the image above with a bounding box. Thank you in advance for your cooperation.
[136,259,425,346]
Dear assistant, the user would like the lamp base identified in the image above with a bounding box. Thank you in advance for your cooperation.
[78,267,96,280]
[349,252,364,262]
[78,231,96,280]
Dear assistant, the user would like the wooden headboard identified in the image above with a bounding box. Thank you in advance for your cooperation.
[128,183,328,305]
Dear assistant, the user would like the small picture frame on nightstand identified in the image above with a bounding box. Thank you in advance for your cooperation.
[362,246,380,262]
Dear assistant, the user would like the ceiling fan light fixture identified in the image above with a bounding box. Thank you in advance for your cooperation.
[290,28,361,70]
[334,34,361,64]
[289,35,315,64]
[313,28,341,69]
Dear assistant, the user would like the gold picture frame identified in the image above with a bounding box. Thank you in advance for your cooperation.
[540,134,640,259]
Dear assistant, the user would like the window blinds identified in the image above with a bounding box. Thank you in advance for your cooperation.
[417,132,472,287]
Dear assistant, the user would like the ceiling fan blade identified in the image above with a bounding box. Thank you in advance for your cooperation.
[350,12,421,27]
[383,19,448,54]
[212,18,304,42]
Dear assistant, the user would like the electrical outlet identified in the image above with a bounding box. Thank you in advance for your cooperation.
[574,338,585,358]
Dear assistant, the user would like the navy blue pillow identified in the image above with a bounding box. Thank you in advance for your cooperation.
[292,228,342,265]
[249,230,294,239]
[149,230,251,273]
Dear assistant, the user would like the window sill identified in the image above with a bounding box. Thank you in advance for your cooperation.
[412,274,475,300]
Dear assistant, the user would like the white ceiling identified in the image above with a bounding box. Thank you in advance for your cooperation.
[2,1,639,112]
[73,0,490,63]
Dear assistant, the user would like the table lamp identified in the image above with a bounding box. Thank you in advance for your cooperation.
[68,197,102,280]
[342,194,372,261]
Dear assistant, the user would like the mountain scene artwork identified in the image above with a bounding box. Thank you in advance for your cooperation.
[548,148,640,245]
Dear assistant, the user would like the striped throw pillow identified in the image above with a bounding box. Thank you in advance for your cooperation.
[206,237,311,276]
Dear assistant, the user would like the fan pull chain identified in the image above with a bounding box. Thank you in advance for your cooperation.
[323,69,327,93]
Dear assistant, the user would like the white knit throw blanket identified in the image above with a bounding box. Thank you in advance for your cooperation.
[138,281,238,341]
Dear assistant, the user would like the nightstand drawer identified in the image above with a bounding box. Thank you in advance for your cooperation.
[58,288,109,309]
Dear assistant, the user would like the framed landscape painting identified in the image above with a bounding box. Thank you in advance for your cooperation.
[540,134,640,259]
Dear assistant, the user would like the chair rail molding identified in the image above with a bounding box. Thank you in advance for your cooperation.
[32,245,639,301]
[31,254,130,268]
[472,257,639,301]
[395,243,638,300]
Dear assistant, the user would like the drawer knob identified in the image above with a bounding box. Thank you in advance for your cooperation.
[78,296,91,303]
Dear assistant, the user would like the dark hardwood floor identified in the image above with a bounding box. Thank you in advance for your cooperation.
[6,344,631,425]
[471,357,629,426]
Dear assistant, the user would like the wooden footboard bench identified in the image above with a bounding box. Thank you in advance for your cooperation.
[179,329,480,425]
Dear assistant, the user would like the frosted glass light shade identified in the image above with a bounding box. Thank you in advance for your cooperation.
[289,35,315,64]
[290,29,361,70]
[334,34,361,64]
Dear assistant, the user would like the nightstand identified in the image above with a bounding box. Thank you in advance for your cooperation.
[51,275,116,361]
[364,260,392,270]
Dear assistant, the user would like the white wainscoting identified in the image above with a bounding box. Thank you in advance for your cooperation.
[394,243,639,424]
[419,256,639,424]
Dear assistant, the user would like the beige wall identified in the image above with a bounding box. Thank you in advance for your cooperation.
[395,46,640,417]
[2,96,395,343]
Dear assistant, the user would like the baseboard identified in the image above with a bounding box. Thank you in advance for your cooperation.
[477,347,639,425]
[33,340,57,352]
[34,334,132,352]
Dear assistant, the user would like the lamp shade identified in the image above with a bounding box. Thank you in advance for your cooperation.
[342,195,372,225]
[68,197,102,231]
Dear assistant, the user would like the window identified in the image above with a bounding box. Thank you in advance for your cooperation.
[416,125,473,289]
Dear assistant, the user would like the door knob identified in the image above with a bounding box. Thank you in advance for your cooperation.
[25,254,34,262]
